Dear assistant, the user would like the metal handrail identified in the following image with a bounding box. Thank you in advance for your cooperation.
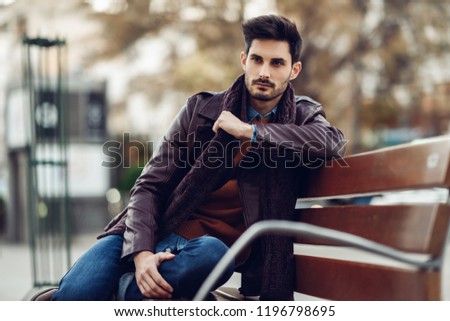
[193,220,441,301]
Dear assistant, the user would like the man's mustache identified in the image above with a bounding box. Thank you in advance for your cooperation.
[252,79,275,87]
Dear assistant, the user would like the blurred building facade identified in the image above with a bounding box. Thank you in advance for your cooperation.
[1,1,116,242]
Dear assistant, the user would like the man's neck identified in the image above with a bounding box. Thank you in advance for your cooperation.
[249,96,281,116]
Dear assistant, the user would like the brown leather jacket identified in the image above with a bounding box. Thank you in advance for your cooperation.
[102,90,346,259]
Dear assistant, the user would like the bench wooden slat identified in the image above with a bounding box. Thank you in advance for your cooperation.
[290,138,450,300]
[294,255,441,300]
[300,136,450,198]
[296,204,450,255]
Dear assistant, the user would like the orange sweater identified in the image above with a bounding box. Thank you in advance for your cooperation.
[175,178,245,247]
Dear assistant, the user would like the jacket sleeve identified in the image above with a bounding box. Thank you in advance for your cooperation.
[252,100,346,164]
[121,99,195,258]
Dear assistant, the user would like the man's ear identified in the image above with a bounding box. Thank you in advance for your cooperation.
[290,61,302,80]
[240,51,247,71]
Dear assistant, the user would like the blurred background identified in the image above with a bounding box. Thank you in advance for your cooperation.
[0,0,450,300]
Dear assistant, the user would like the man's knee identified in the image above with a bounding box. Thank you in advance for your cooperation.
[197,235,229,251]
[189,236,229,265]
[168,236,233,298]
[171,235,232,276]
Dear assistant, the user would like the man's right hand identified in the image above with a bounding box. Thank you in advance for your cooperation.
[133,250,175,299]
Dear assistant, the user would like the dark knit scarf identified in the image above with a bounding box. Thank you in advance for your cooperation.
[161,74,297,300]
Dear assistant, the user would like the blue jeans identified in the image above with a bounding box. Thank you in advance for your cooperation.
[52,233,234,300]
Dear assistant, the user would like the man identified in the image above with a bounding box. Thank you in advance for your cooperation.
[48,14,345,301]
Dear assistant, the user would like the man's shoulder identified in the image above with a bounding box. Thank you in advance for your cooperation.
[189,90,225,102]
[294,95,325,120]
[186,90,226,119]
[294,95,322,108]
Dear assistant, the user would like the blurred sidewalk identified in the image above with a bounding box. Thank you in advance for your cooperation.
[0,233,97,301]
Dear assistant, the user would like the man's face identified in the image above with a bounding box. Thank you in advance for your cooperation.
[241,39,301,108]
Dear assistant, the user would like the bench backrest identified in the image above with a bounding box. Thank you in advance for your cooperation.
[295,135,450,300]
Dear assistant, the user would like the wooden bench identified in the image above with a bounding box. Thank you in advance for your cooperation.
[195,135,450,301]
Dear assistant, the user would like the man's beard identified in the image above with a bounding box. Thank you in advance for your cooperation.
[246,77,289,102]
[251,89,284,102]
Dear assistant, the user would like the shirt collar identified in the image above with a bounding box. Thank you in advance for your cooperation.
[247,106,278,123]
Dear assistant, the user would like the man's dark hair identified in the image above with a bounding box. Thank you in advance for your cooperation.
[242,14,302,64]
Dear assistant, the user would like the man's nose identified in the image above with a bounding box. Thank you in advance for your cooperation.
[259,63,270,79]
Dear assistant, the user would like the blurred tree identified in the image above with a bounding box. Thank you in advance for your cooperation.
[80,0,450,152]
[279,0,450,151]
[80,0,245,91]
[80,0,174,60]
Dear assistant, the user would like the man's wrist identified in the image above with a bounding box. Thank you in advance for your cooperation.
[239,123,255,140]
[133,250,153,263]
[250,124,257,142]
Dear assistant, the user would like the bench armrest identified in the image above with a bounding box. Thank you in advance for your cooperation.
[193,220,441,301]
